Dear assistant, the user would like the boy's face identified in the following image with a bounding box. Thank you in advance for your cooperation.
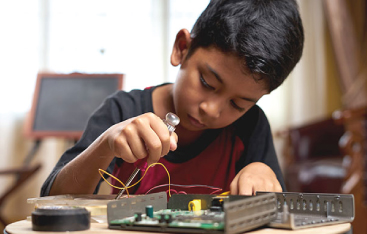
[172,46,269,131]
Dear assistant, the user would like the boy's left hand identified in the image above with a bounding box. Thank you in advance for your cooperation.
[230,162,282,195]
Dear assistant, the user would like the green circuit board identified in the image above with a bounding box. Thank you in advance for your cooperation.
[110,209,225,232]
[107,192,279,234]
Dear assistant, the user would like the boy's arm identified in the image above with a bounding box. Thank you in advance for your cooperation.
[41,91,128,196]
[44,112,178,196]
[40,151,116,196]
[41,93,124,196]
[48,133,116,195]
[48,112,178,195]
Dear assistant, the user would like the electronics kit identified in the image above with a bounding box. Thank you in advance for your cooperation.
[108,192,277,234]
[28,191,354,233]
[107,191,354,234]
[26,113,355,232]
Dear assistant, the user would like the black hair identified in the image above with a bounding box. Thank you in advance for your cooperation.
[188,0,304,92]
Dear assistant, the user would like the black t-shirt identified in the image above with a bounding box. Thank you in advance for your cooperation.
[40,84,285,196]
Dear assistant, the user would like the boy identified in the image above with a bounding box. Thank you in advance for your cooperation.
[41,0,304,197]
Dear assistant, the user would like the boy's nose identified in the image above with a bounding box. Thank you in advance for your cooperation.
[199,98,222,119]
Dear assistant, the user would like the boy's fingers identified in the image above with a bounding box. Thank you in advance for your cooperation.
[265,180,282,192]
[230,176,239,195]
[275,183,283,192]
[169,133,178,151]
[114,136,138,163]
[128,113,166,165]
[239,183,255,196]
[113,112,179,165]
[236,173,257,195]
[140,130,163,165]
[149,119,172,158]
[123,125,148,160]
[130,139,149,160]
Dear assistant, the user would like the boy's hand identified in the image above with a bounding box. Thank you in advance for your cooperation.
[103,113,178,166]
[230,162,282,195]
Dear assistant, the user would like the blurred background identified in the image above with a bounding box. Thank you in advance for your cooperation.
[0,0,366,232]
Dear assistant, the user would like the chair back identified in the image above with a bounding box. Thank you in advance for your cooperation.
[288,117,345,162]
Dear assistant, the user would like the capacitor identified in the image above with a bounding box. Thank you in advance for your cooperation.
[166,214,173,223]
[146,205,154,218]
[135,212,142,222]
[159,214,166,223]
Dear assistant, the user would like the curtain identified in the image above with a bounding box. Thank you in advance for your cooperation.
[258,0,343,169]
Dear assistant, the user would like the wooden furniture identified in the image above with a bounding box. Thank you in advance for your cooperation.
[0,165,41,228]
[4,220,352,234]
[280,117,345,193]
[333,105,367,234]
[322,1,367,232]
[281,107,366,233]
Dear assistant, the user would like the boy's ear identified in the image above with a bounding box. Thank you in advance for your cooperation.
[171,29,192,66]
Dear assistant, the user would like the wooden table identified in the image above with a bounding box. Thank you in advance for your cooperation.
[5,220,352,234]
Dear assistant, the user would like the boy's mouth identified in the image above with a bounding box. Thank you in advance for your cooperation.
[188,115,206,128]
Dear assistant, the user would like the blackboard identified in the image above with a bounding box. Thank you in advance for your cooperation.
[25,73,123,139]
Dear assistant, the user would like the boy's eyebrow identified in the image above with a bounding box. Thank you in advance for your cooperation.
[206,64,258,103]
[206,64,223,83]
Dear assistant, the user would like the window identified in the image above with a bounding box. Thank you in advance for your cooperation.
[0,0,209,114]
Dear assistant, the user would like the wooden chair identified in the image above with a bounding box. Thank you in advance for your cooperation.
[281,106,367,233]
[280,117,346,193]
[280,109,367,233]
[0,164,41,228]
[332,105,367,234]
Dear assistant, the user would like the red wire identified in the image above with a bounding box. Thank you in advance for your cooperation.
[145,183,223,195]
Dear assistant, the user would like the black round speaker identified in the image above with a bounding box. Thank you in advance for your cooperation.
[32,206,90,231]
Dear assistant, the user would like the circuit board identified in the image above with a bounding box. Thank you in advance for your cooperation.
[110,209,225,233]
[108,192,278,234]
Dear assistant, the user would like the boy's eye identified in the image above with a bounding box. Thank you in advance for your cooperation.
[200,76,215,90]
[230,100,245,112]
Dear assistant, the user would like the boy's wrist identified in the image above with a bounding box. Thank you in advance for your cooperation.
[93,133,116,161]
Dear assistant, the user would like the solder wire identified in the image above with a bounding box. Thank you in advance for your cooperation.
[98,162,171,197]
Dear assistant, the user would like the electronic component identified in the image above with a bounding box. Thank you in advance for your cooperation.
[188,199,202,211]
[257,192,355,229]
[115,209,225,233]
[210,197,224,212]
[108,192,168,224]
[108,192,277,234]
[146,205,154,218]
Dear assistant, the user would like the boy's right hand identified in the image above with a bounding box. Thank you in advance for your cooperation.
[102,113,178,166]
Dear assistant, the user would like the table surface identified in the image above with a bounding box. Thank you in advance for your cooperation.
[5,220,352,234]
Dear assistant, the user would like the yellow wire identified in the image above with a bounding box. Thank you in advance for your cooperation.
[98,162,171,198]
[98,168,130,197]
